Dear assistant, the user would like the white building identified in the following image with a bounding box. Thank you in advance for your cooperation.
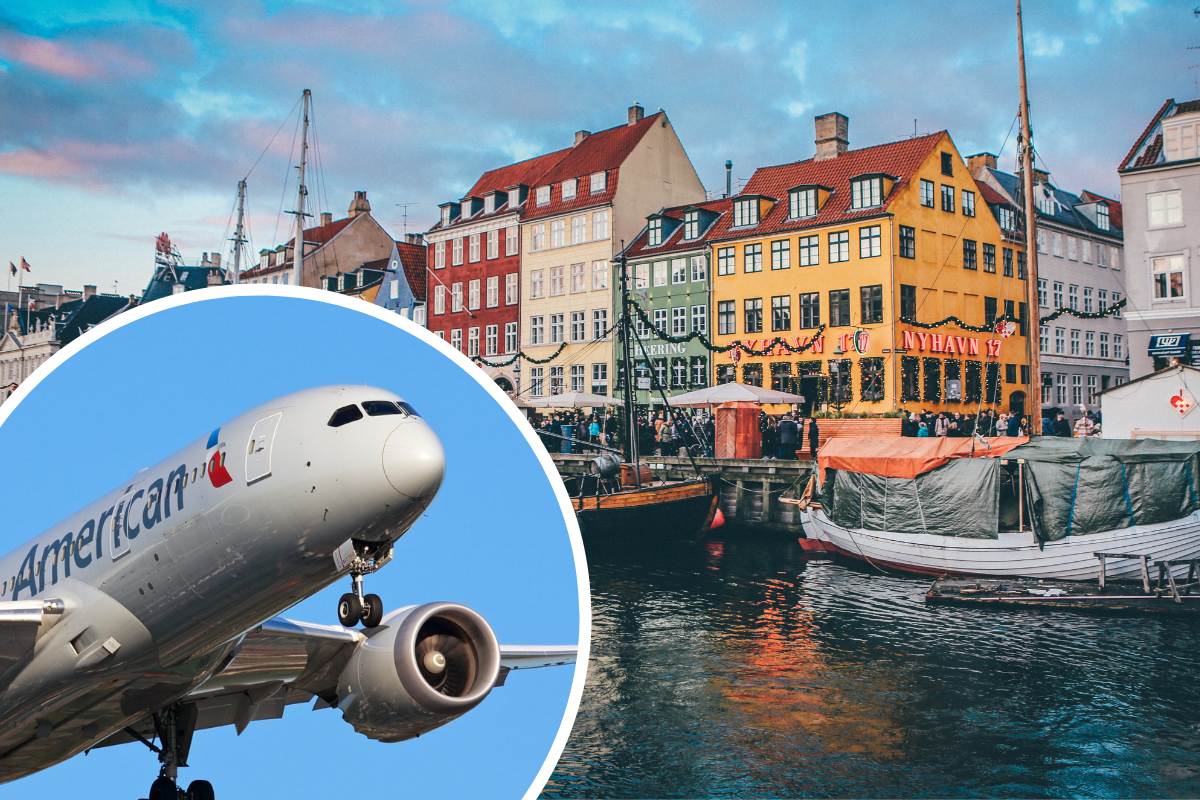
[1099,364,1200,439]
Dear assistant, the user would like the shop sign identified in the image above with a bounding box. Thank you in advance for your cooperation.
[902,330,1002,357]
[946,379,963,400]
[838,330,871,354]
[1171,389,1197,416]
[641,343,688,356]
[1149,333,1190,357]
[726,335,823,359]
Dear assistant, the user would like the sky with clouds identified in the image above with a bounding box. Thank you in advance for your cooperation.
[0,0,1195,292]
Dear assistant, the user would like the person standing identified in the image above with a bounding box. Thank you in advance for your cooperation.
[1053,412,1073,437]
[778,414,799,460]
[657,416,674,455]
[762,416,779,460]
[934,413,949,437]
[1073,412,1096,438]
[807,417,820,459]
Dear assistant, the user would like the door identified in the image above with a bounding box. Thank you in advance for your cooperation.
[1009,390,1026,418]
[245,412,282,485]
[110,486,141,561]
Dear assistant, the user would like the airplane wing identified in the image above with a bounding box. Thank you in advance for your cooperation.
[0,600,65,678]
[97,616,577,747]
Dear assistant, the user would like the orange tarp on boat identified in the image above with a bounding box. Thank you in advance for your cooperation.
[817,436,1029,482]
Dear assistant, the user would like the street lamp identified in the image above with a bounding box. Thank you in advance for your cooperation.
[830,344,846,415]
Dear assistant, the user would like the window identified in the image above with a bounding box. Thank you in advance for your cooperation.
[798,235,820,266]
[506,226,518,255]
[1097,205,1110,231]
[654,308,668,333]
[570,364,584,393]
[1067,236,1078,261]
[570,215,587,245]
[593,309,608,339]
[851,177,883,209]
[1068,284,1078,310]
[485,324,498,356]
[1056,373,1067,405]
[590,172,606,193]
[505,273,518,305]
[648,217,663,246]
[1148,190,1183,227]
[1115,335,1123,359]
[451,282,463,312]
[635,263,649,290]
[859,226,881,258]
[684,210,700,239]
[1153,255,1185,299]
[536,185,550,206]
[771,295,791,331]
[592,210,609,240]
[435,241,445,269]
[771,239,791,270]
[507,188,521,209]
[691,255,706,282]
[744,243,763,273]
[1082,240,1092,263]
[486,276,499,308]
[562,179,576,201]
[1053,281,1063,309]
[1070,329,1080,356]
[1083,286,1094,313]
[920,179,935,207]
[486,230,498,259]
[653,261,668,287]
[592,260,608,290]
[550,314,563,343]
[468,279,480,310]
[1052,232,1063,257]
[710,247,732,277]
[672,307,687,335]
[830,289,851,326]
[1037,230,1048,253]
[1087,375,1097,404]
[1002,247,1013,277]
[550,219,565,248]
[900,285,916,319]
[860,285,883,324]
[941,184,955,212]
[571,311,585,342]
[452,238,463,265]
[1072,375,1082,406]
[800,292,821,328]
[899,226,915,259]
[550,266,564,296]
[691,356,708,388]
[1038,278,1047,307]
[1017,251,1026,279]
[744,298,763,333]
[941,152,954,176]
[530,367,544,397]
[1112,292,1122,317]
[672,259,687,284]
[997,206,1015,230]
[550,366,564,395]
[1055,327,1065,355]
[718,300,735,335]
[963,239,977,270]
[440,207,451,227]
[1085,330,1095,357]
[571,263,585,293]
[983,243,996,273]
[1006,363,1016,384]
[469,234,480,262]
[504,322,517,353]
[530,270,544,299]
[1040,326,1048,353]
[962,189,975,217]
[451,328,462,351]
[1041,372,1053,403]
[1098,244,1108,267]
[984,296,998,325]
[531,224,545,252]
[691,304,707,333]
[733,198,759,227]
[434,285,446,315]
[790,187,818,218]
[467,327,479,356]
[592,364,608,395]
[829,231,849,263]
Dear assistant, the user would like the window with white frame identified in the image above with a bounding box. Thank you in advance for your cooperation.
[1036,229,1048,253]
[571,263,585,293]
[434,285,446,315]
[531,224,545,251]
[684,211,700,239]
[859,226,881,258]
[1153,255,1185,300]
[570,364,584,393]
[571,215,587,245]
[592,260,608,290]
[435,241,445,269]
[485,324,498,356]
[672,259,687,284]
[550,219,565,248]
[1055,327,1065,354]
[1083,286,1093,313]
[536,186,550,206]
[504,322,517,353]
[962,189,975,217]
[790,187,818,218]
[1056,373,1066,404]
[530,316,544,345]
[691,304,706,333]
[1081,239,1091,263]
[468,279,480,310]
[550,266,564,296]
[508,188,520,208]
[997,206,1015,230]
[1098,288,1108,310]
[593,210,609,240]
[1100,332,1109,358]
[717,247,735,276]
[1148,190,1183,227]
[851,177,883,209]
[530,270,544,299]
[771,239,791,270]
[451,282,463,312]
[733,198,759,227]
[635,263,649,289]
[484,195,495,215]
[920,179,935,207]
[1072,375,1082,406]
[592,363,608,394]
[550,314,563,343]
[486,276,498,308]
[562,179,576,201]
[593,309,607,339]
[653,262,668,286]
[469,234,480,262]
[505,273,518,304]
[467,327,479,356]
[590,172,606,193]
[1070,329,1080,356]
[1052,232,1063,257]
[691,255,706,282]
[1067,236,1077,261]
[487,230,498,259]
[1085,330,1095,357]
[672,307,687,335]
[506,226,518,255]
[452,238,463,265]
[1114,335,1123,359]
[1087,375,1097,404]
[451,328,462,351]
[1040,326,1048,353]
[1113,249,1121,270]
[1053,281,1063,308]
[530,366,544,397]
[1068,284,1078,310]
[414,306,426,326]
[829,231,849,263]
[1097,205,1110,231]
[1097,244,1108,267]
[441,207,451,226]
[798,235,819,266]
[653,308,668,334]
[648,217,663,246]
[571,311,585,341]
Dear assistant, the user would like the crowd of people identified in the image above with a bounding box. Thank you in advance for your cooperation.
[901,408,1102,438]
[532,409,718,457]
[758,411,821,460]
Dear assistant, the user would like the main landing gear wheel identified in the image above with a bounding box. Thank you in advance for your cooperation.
[148,777,175,800]
[187,779,215,800]
[362,593,384,628]
[338,593,362,627]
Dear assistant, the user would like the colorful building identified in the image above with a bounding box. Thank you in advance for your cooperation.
[709,112,1032,416]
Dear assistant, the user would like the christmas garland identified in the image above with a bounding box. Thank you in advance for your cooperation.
[1039,297,1125,323]
[629,300,828,357]
[900,298,1126,332]
[472,323,616,368]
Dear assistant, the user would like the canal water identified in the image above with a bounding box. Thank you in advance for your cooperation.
[544,533,1200,798]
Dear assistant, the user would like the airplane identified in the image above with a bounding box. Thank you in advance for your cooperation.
[0,385,577,800]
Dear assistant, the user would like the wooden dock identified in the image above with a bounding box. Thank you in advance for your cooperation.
[927,576,1200,614]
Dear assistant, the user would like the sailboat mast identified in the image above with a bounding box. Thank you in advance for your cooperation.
[292,89,311,288]
[1017,0,1042,435]
[230,179,247,285]
[619,251,641,487]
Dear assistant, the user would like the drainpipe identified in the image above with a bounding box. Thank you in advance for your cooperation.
[725,161,732,198]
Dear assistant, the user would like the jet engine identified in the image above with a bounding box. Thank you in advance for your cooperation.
[336,602,501,742]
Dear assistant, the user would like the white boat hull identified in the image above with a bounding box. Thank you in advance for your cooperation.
[800,507,1200,580]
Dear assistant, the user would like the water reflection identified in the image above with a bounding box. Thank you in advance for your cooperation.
[546,535,1200,798]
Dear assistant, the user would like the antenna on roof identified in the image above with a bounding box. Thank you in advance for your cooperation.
[394,203,418,236]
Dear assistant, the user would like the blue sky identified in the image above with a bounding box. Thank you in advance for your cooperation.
[0,0,1194,292]
[0,288,585,799]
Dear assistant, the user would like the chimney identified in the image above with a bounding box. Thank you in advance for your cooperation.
[405,233,423,245]
[575,130,591,146]
[321,212,333,225]
[348,191,371,217]
[628,104,644,126]
[814,112,849,161]
[211,252,220,267]
[967,152,997,172]
[83,285,96,299]
[1032,167,1050,185]
[55,294,62,310]
[725,160,733,198]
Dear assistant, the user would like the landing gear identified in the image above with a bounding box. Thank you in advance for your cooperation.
[336,542,392,628]
[132,703,215,800]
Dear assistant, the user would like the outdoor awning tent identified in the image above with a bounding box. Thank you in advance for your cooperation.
[666,383,807,407]
[527,391,622,408]
[816,436,1028,483]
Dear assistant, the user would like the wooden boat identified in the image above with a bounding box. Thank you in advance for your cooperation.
[569,475,718,540]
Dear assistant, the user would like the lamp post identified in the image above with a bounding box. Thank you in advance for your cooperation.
[831,345,846,416]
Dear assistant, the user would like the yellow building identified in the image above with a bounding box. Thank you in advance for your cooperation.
[710,113,1032,417]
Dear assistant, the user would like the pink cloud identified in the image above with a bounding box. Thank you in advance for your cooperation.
[0,33,98,79]
[0,148,85,178]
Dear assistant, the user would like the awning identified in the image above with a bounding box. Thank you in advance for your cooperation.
[1149,333,1191,357]
[817,436,1028,482]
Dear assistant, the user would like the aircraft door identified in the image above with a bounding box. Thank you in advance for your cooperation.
[245,412,282,485]
[110,484,144,561]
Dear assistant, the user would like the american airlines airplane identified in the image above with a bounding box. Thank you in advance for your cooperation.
[0,385,577,800]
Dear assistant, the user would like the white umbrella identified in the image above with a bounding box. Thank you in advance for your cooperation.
[527,391,623,408]
[666,382,807,407]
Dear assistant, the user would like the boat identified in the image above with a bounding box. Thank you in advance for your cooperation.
[797,436,1200,580]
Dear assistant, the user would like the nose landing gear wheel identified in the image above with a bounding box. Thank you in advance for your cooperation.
[362,593,384,628]
[187,779,216,800]
[338,593,363,627]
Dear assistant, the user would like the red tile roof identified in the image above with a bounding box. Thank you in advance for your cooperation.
[242,215,358,278]
[1119,98,1174,171]
[467,149,570,199]
[976,181,1012,208]
[396,241,427,299]
[623,198,733,259]
[1133,134,1163,169]
[707,132,945,242]
[1079,190,1124,231]
[521,112,665,221]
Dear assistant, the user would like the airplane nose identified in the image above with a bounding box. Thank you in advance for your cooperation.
[383,421,446,500]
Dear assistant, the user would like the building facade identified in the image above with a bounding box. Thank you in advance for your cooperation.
[1119,98,1200,378]
[972,156,1127,420]
[710,113,1031,416]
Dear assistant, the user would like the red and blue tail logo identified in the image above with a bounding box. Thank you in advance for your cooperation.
[206,428,233,488]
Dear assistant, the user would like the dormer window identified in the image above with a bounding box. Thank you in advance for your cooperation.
[733,198,759,227]
[789,188,818,218]
[684,211,699,240]
[850,177,883,209]
[441,207,451,226]
[562,179,577,200]
[1097,204,1110,231]
[997,206,1015,231]
[590,172,606,194]
[484,195,495,214]
[537,186,551,206]
[508,188,521,208]
[648,217,663,246]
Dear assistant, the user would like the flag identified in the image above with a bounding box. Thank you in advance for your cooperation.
[20,258,30,272]
[8,263,14,276]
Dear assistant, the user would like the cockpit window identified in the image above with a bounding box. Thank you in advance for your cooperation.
[397,402,420,417]
[363,400,405,417]
[328,404,364,428]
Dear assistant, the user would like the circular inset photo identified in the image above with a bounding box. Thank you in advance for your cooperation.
[0,286,587,800]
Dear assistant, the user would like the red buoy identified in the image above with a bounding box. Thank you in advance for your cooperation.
[708,508,725,530]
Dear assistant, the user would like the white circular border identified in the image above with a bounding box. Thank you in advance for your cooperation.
[0,284,591,800]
